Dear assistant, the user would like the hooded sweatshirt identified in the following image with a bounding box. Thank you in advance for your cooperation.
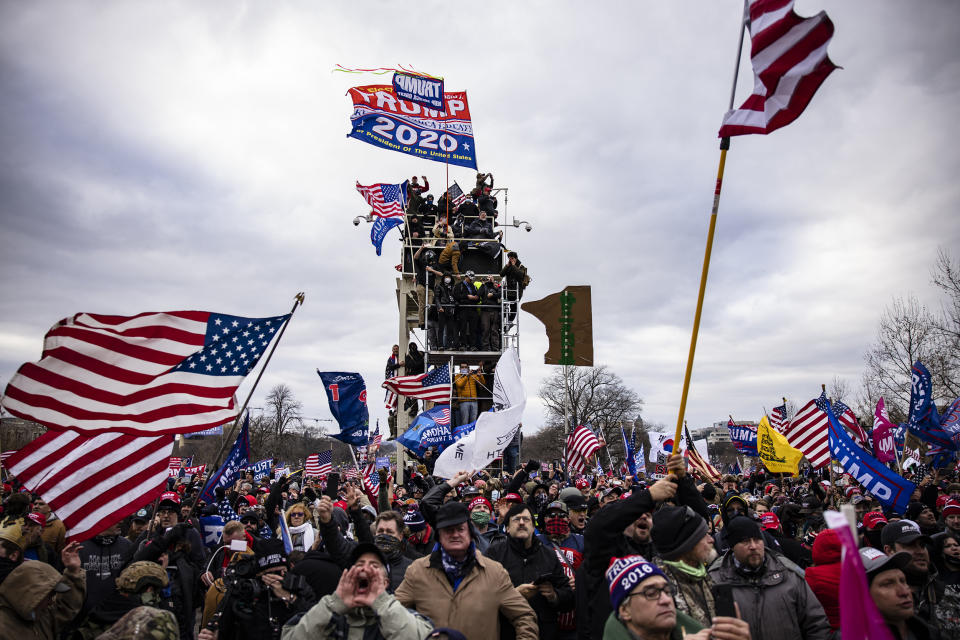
[804,529,841,630]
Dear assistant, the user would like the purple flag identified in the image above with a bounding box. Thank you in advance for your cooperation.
[873,398,897,463]
[826,512,894,640]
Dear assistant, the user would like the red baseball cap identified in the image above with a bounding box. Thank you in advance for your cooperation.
[862,511,888,530]
[942,500,960,518]
[501,493,523,504]
[469,496,492,512]
[241,494,258,506]
[26,512,46,528]
[760,512,780,531]
[159,491,181,507]
[575,479,589,490]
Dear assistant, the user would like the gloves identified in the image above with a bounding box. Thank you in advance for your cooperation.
[524,460,540,474]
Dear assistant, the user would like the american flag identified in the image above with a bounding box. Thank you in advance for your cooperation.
[684,426,722,483]
[719,0,837,137]
[344,466,358,480]
[382,365,452,403]
[448,182,468,208]
[305,450,332,477]
[565,424,601,475]
[361,460,379,494]
[1,311,289,436]
[832,399,869,448]
[770,403,788,433]
[783,391,831,468]
[356,181,408,218]
[168,457,182,470]
[385,390,398,410]
[0,450,18,467]
[5,430,174,542]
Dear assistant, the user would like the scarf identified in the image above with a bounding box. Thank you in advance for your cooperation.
[441,542,476,590]
[662,558,707,580]
[375,534,404,562]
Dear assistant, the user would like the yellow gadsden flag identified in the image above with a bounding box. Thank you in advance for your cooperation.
[757,415,804,474]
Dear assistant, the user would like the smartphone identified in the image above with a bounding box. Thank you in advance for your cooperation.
[533,573,553,585]
[714,585,736,618]
[325,473,340,500]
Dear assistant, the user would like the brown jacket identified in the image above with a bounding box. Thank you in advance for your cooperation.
[0,561,86,639]
[395,548,538,640]
[41,517,66,554]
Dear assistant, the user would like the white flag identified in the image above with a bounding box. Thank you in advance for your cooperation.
[648,432,668,463]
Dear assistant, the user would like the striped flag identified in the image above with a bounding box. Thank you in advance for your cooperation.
[356,180,408,218]
[385,390,398,411]
[305,450,332,477]
[1,310,289,436]
[5,430,174,542]
[382,365,452,403]
[770,403,788,433]
[168,457,182,470]
[565,424,601,475]
[832,399,870,448]
[784,391,831,468]
[0,450,17,467]
[448,182,468,208]
[719,0,837,137]
[684,427,722,483]
[344,466,359,480]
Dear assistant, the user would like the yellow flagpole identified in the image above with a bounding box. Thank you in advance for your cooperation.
[672,2,748,458]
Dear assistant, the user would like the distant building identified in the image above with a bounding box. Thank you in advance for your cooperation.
[1,417,46,451]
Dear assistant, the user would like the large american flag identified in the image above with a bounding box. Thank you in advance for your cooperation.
[5,430,174,542]
[356,181,408,218]
[305,450,333,477]
[783,391,831,468]
[770,403,788,433]
[719,0,837,137]
[448,182,468,207]
[565,424,601,475]
[1,311,289,436]
[832,399,869,448]
[0,450,18,466]
[382,365,452,403]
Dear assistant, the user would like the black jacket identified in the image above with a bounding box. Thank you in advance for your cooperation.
[290,549,342,600]
[435,281,457,314]
[484,535,574,640]
[454,280,480,306]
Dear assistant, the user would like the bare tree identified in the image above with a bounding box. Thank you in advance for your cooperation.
[931,249,960,399]
[538,365,643,464]
[861,295,940,420]
[827,376,851,406]
[265,384,303,438]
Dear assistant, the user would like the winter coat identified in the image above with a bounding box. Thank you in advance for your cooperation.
[291,549,343,601]
[79,535,134,614]
[601,609,703,640]
[0,561,85,639]
[281,591,433,640]
[708,550,832,640]
[485,536,574,639]
[454,280,479,307]
[42,515,67,554]
[434,281,457,314]
[500,261,530,296]
[654,558,716,628]
[804,529,841,630]
[133,527,204,640]
[395,548,539,640]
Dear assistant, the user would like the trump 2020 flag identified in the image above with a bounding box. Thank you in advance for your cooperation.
[827,402,915,514]
[1,310,289,436]
[396,405,475,456]
[200,414,251,503]
[371,216,403,256]
[248,458,273,482]
[907,361,957,450]
[317,371,369,446]
[873,398,897,463]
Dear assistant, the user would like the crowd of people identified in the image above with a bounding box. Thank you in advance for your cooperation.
[405,172,531,355]
[3,453,959,639]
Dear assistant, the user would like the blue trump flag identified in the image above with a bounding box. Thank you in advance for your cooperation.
[248,458,272,482]
[621,425,637,476]
[398,405,475,455]
[908,361,957,450]
[199,514,225,550]
[827,402,915,514]
[317,371,369,446]
[726,420,758,457]
[200,414,251,503]
[371,216,403,256]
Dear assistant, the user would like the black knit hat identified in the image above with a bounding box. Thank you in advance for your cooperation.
[652,506,709,561]
[725,515,763,547]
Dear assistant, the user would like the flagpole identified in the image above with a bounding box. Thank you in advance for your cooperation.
[207,292,306,474]
[672,1,748,462]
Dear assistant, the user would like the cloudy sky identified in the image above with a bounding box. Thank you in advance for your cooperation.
[1,1,958,442]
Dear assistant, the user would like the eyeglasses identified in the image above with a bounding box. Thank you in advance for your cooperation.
[627,584,675,601]
[290,513,305,519]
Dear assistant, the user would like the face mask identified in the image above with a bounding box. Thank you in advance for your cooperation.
[444,278,452,285]
[545,516,570,537]
[139,590,159,606]
[470,510,490,526]
[375,534,403,558]
[533,494,550,509]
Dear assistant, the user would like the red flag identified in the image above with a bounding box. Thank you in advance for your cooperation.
[719,0,837,137]
[873,398,897,463]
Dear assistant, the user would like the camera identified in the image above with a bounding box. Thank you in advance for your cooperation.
[223,556,263,607]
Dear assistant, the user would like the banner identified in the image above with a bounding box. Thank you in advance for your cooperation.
[371,216,403,256]
[200,415,251,503]
[727,421,759,457]
[827,403,915,514]
[397,405,475,456]
[247,458,272,482]
[184,425,224,438]
[199,514,225,550]
[317,371,369,446]
[375,456,391,470]
[873,398,897,463]
[433,348,525,478]
[347,84,478,169]
[392,72,444,109]
[757,416,803,474]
